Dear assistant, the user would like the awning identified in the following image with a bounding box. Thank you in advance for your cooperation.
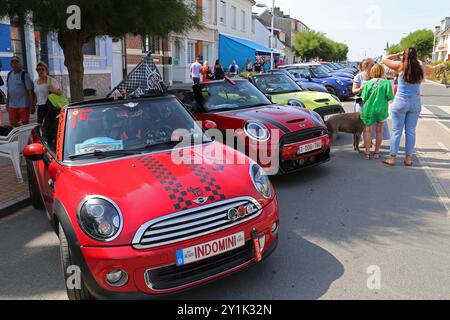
[219,34,280,71]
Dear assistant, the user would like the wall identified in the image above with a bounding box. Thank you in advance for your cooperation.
[217,0,254,39]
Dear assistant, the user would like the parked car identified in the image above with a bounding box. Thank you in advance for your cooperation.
[169,79,331,174]
[279,64,355,99]
[268,69,330,93]
[248,72,345,121]
[319,63,355,79]
[23,93,280,299]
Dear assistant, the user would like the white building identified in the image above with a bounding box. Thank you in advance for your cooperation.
[434,17,450,62]
[217,0,255,39]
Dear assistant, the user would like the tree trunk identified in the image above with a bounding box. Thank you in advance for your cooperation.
[58,32,85,103]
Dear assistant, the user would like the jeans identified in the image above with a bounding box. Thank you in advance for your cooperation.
[390,97,422,157]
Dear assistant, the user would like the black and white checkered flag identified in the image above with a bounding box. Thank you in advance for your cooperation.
[109,52,166,98]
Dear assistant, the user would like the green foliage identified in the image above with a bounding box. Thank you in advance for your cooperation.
[292,31,348,61]
[387,29,434,60]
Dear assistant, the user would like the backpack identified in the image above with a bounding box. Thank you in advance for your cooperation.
[229,64,237,74]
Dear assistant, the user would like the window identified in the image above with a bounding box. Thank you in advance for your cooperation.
[173,41,180,66]
[10,24,25,66]
[241,10,246,32]
[82,38,97,55]
[203,43,211,64]
[143,35,161,54]
[231,6,237,29]
[187,42,196,65]
[219,1,226,25]
[203,0,212,25]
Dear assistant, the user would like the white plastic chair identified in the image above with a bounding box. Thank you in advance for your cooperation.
[0,124,37,183]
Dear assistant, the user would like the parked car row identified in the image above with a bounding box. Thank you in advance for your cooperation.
[22,64,352,300]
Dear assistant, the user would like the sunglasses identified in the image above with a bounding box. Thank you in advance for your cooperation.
[36,68,47,71]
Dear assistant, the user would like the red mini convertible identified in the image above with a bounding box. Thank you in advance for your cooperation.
[23,95,279,300]
[170,79,331,175]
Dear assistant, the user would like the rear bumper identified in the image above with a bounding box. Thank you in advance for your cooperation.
[78,199,279,299]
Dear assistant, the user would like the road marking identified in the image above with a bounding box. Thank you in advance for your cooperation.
[437,142,450,158]
[422,107,450,135]
[416,153,450,217]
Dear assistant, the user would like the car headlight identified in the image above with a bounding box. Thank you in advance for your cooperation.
[249,163,272,199]
[78,196,123,242]
[288,99,306,108]
[244,121,270,141]
[311,110,326,126]
[336,80,344,86]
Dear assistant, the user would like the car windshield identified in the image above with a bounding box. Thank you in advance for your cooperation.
[252,74,302,94]
[321,64,334,72]
[310,66,330,78]
[64,98,206,161]
[199,80,272,112]
[286,68,312,79]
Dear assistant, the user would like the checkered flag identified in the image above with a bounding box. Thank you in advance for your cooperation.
[109,52,166,98]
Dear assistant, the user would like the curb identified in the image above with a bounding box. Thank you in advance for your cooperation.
[0,194,31,220]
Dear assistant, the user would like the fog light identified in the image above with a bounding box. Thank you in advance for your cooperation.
[106,270,128,287]
[271,222,279,235]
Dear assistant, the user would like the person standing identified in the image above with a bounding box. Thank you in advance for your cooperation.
[34,61,63,125]
[5,56,34,127]
[228,60,240,77]
[245,59,254,73]
[201,61,213,83]
[383,48,445,167]
[190,57,202,85]
[213,60,225,80]
[253,57,263,73]
[360,64,395,160]
[353,58,375,112]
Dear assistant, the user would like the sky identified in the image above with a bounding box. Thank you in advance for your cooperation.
[255,0,450,61]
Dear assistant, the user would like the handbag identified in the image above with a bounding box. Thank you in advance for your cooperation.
[47,78,69,109]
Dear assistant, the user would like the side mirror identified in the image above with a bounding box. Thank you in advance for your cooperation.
[203,120,218,130]
[23,143,47,162]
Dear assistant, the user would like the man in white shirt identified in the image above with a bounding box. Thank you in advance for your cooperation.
[190,57,202,85]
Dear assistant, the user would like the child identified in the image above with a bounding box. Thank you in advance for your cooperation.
[361,64,395,160]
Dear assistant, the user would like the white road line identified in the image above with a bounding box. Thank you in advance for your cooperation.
[437,142,450,159]
[417,153,450,217]
[422,107,450,135]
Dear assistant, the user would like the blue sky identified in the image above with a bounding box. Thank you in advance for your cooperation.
[255,0,449,60]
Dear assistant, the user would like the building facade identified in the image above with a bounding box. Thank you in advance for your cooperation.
[434,17,450,62]
[0,17,114,99]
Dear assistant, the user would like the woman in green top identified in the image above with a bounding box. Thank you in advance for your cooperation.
[361,64,395,160]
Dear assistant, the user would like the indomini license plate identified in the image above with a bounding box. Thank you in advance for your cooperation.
[176,232,246,266]
[298,139,323,155]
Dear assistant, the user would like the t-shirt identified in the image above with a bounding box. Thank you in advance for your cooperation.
[253,62,263,73]
[361,78,394,126]
[190,62,202,78]
[7,70,33,108]
[228,64,239,74]
[34,77,61,105]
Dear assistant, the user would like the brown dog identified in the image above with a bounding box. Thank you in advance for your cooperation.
[326,112,365,153]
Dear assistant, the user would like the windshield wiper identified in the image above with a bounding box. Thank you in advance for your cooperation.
[69,149,141,160]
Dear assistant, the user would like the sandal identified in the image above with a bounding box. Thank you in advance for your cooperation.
[404,157,413,167]
[365,153,371,160]
[383,160,396,167]
[374,153,381,160]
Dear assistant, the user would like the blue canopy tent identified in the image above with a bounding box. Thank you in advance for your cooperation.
[219,34,280,72]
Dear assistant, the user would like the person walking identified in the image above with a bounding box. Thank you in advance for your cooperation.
[382,48,446,167]
[5,56,34,127]
[213,60,225,80]
[201,61,214,83]
[228,60,240,77]
[190,57,202,85]
[360,64,395,160]
[34,61,63,125]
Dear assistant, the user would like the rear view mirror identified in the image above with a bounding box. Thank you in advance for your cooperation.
[203,120,218,130]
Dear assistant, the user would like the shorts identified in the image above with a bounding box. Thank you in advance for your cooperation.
[8,108,30,126]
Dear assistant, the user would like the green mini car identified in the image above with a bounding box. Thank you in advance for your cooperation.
[249,72,345,121]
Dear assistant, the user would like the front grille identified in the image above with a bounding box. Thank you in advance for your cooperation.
[282,128,328,145]
[145,241,254,291]
[313,106,345,119]
[133,197,262,249]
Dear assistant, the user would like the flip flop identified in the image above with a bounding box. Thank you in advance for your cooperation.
[404,161,413,167]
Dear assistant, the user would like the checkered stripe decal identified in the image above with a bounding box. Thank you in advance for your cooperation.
[139,156,226,212]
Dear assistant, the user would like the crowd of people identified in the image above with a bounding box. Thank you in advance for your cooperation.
[352,48,446,166]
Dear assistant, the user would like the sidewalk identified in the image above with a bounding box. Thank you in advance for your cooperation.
[0,106,34,218]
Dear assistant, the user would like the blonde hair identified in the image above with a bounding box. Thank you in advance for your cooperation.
[360,58,375,72]
[370,64,385,79]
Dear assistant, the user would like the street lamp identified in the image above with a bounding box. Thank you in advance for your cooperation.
[256,1,276,69]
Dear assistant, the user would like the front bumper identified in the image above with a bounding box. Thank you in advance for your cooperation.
[78,198,279,299]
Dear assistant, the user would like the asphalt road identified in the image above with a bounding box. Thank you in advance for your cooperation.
[1,82,449,300]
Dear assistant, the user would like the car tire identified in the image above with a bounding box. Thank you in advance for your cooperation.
[325,86,337,97]
[59,224,95,301]
[27,161,44,210]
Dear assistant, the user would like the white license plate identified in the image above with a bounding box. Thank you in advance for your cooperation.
[176,232,246,266]
[298,140,323,155]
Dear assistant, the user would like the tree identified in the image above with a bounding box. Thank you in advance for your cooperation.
[0,0,200,102]
[293,31,348,61]
[387,29,434,60]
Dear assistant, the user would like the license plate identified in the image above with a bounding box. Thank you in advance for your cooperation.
[176,232,245,266]
[298,140,323,155]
